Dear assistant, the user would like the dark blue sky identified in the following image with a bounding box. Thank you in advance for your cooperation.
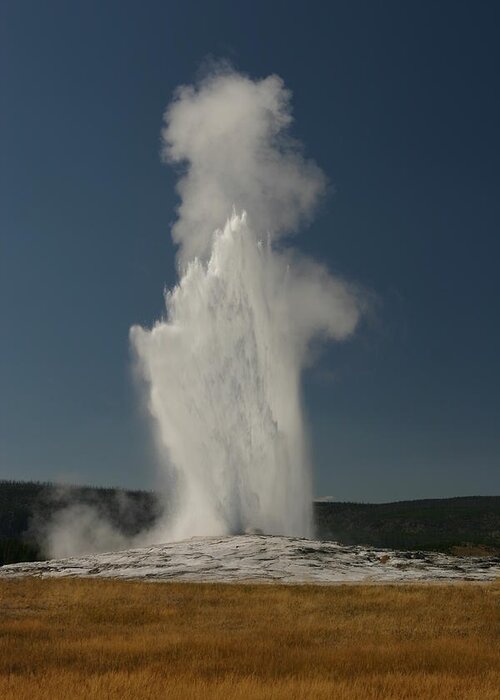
[1,1,499,500]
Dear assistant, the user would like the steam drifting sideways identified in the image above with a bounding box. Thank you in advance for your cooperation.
[131,69,362,541]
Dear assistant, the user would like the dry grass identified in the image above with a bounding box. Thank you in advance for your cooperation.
[0,578,498,699]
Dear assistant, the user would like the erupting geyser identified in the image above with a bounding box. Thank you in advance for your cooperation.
[131,68,362,540]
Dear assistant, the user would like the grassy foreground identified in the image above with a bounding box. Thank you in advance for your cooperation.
[0,578,498,699]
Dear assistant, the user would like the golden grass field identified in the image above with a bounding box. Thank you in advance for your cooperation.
[0,578,498,699]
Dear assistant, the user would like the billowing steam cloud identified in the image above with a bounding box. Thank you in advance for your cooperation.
[131,67,362,541]
[162,69,327,265]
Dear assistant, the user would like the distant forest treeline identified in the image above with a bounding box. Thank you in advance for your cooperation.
[0,480,499,565]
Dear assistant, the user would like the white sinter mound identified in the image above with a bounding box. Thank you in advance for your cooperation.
[1,536,498,584]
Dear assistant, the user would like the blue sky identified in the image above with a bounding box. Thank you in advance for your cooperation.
[1,0,499,500]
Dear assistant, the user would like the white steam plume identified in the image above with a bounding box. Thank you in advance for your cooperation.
[131,67,361,542]
[42,504,130,558]
[163,69,327,266]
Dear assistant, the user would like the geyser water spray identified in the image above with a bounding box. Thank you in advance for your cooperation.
[131,68,361,540]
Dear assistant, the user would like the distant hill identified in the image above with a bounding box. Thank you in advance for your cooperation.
[0,480,498,564]
[315,497,500,555]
